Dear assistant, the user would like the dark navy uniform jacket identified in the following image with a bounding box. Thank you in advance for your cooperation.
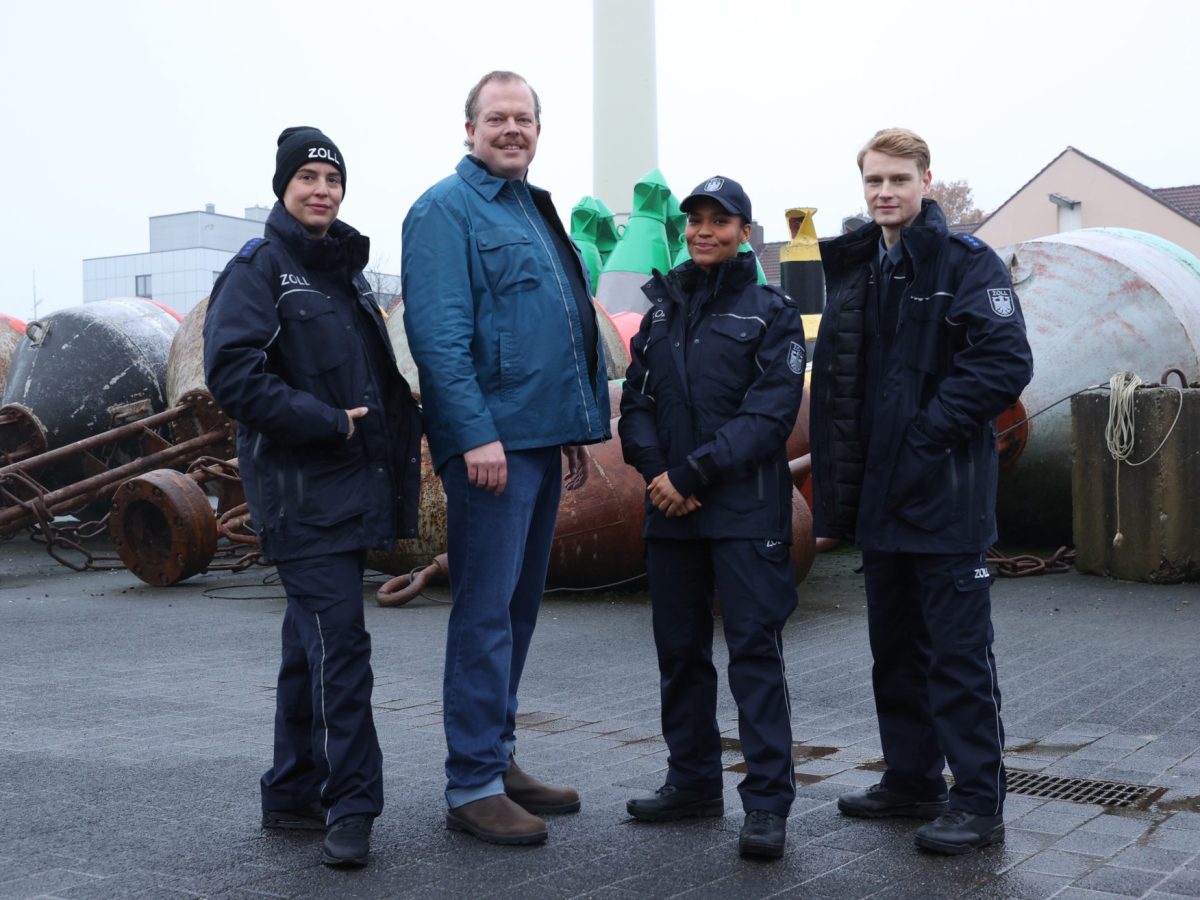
[810,200,1033,554]
[203,203,422,562]
[619,253,806,541]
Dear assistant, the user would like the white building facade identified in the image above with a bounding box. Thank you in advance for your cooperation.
[82,205,271,316]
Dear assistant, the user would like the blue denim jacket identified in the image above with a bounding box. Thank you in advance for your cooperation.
[401,156,611,470]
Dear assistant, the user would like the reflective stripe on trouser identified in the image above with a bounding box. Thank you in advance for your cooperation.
[261,550,382,823]
[645,537,798,817]
[441,446,563,808]
[861,549,1006,815]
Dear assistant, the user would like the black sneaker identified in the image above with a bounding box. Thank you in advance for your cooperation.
[738,810,786,860]
[627,784,724,822]
[262,801,325,831]
[915,809,1005,855]
[322,814,373,868]
[837,782,948,820]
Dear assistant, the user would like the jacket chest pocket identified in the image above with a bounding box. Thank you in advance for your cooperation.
[475,226,541,296]
[903,295,951,376]
[278,294,349,375]
[707,315,763,371]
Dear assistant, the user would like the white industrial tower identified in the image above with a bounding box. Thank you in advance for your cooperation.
[593,0,658,215]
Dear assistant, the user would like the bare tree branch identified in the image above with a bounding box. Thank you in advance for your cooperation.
[928,179,986,226]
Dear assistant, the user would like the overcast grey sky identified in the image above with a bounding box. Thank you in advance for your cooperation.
[3,0,1197,322]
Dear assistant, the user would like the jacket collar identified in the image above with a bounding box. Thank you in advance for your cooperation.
[266,202,370,273]
[898,198,949,264]
[457,154,543,202]
[643,252,759,307]
[821,198,949,272]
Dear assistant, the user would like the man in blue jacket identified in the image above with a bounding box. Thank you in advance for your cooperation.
[204,127,422,868]
[810,129,1033,854]
[401,70,610,846]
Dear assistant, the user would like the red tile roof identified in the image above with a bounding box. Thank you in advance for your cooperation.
[759,241,784,285]
[1154,185,1200,222]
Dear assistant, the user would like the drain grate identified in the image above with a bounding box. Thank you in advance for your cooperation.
[1006,769,1164,808]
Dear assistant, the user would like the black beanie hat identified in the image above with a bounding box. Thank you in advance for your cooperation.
[273,126,346,199]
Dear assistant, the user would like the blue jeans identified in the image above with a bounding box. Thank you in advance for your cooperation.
[440,446,562,808]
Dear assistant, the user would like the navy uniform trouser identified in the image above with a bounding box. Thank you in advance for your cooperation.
[645,537,798,817]
[861,550,1006,816]
[260,550,382,825]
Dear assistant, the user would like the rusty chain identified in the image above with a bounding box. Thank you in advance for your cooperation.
[186,456,242,483]
[987,545,1076,577]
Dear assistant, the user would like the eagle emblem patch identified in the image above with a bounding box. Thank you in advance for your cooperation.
[988,288,1015,318]
[787,341,806,374]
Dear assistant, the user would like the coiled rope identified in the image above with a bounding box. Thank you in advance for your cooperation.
[1103,371,1184,548]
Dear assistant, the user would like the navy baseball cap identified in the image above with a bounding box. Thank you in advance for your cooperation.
[680,175,752,221]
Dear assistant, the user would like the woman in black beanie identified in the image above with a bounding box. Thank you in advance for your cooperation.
[203,127,421,869]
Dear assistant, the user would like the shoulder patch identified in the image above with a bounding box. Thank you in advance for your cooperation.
[987,288,1016,318]
[787,341,806,374]
[762,284,797,307]
[950,232,988,254]
[236,237,268,261]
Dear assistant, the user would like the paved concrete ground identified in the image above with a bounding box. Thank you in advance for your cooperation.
[3,535,1200,899]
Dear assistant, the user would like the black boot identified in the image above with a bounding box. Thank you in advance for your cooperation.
[738,810,786,860]
[322,814,373,867]
[262,801,325,831]
[627,784,723,822]
[837,782,948,820]
[915,810,1004,854]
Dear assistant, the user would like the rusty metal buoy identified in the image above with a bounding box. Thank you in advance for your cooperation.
[110,469,217,586]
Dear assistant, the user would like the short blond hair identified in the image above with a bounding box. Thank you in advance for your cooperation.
[857,128,931,174]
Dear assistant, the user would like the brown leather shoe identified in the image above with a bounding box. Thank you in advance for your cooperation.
[446,794,548,845]
[504,756,582,814]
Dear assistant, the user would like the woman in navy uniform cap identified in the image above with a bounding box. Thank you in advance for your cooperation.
[619,176,807,860]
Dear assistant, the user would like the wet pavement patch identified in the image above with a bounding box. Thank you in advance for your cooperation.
[1154,794,1200,814]
[1007,738,1093,756]
[720,736,840,774]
